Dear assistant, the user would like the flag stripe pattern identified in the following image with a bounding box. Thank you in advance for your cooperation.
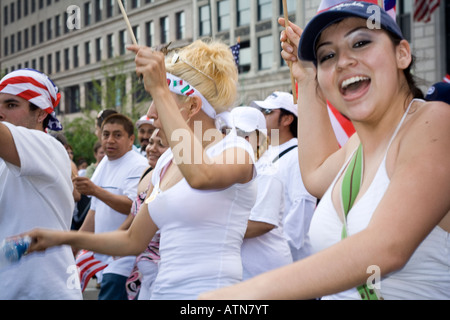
[76,250,108,292]
[414,0,440,22]
[444,74,450,83]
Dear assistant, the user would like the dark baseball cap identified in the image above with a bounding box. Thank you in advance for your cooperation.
[298,1,405,62]
[425,82,450,105]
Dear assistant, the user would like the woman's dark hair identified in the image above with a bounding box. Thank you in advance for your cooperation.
[29,102,50,130]
[387,33,424,100]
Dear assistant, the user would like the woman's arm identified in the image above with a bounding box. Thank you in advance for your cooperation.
[200,102,450,300]
[128,45,254,190]
[279,18,353,198]
[27,197,158,257]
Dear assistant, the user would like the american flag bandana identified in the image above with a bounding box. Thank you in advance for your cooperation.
[0,68,63,131]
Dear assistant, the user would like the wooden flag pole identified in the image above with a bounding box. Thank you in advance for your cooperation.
[282,0,297,104]
[378,0,384,8]
[117,0,138,46]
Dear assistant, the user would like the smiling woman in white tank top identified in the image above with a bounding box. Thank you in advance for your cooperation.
[200,2,450,300]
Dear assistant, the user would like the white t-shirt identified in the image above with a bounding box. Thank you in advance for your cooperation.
[148,133,257,299]
[90,150,148,278]
[264,139,317,261]
[0,122,82,300]
[241,155,293,280]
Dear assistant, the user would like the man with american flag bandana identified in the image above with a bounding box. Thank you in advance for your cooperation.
[0,69,82,299]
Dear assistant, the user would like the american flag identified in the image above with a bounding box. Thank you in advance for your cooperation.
[318,0,397,20]
[75,250,108,292]
[444,74,450,84]
[230,42,240,67]
[414,0,441,23]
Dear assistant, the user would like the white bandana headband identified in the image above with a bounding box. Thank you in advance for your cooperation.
[166,72,217,120]
[0,68,62,131]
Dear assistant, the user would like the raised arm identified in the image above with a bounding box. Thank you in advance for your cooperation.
[279,18,354,198]
[128,45,254,190]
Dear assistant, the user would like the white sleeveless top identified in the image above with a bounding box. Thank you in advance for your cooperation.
[309,100,450,300]
[147,133,257,299]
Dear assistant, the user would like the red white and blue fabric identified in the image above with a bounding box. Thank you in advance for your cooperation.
[318,0,397,20]
[75,250,108,292]
[0,68,62,131]
[444,74,450,84]
[414,0,440,23]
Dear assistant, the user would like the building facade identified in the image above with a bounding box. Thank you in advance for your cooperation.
[1,0,448,124]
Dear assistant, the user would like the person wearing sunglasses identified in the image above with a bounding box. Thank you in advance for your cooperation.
[251,91,317,263]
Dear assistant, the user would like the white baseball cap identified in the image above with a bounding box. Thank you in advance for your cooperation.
[231,106,267,133]
[135,115,154,128]
[250,91,297,117]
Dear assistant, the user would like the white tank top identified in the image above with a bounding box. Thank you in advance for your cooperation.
[309,99,450,299]
[147,132,257,299]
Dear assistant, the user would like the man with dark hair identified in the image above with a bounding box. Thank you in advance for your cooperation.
[251,91,316,262]
[0,68,82,299]
[74,113,148,300]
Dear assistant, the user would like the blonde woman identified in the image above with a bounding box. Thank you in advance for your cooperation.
[25,40,257,300]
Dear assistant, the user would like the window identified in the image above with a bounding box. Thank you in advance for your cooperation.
[24,28,29,49]
[73,45,79,68]
[84,2,92,27]
[279,0,296,15]
[145,21,154,47]
[398,0,412,42]
[17,31,22,51]
[106,0,114,18]
[119,30,126,55]
[55,15,61,37]
[39,21,44,43]
[258,35,273,70]
[10,35,15,54]
[258,0,271,21]
[64,48,70,70]
[47,18,52,40]
[11,3,15,23]
[24,0,28,16]
[66,85,80,113]
[132,25,140,44]
[39,56,44,71]
[17,0,21,20]
[160,16,169,44]
[217,0,230,32]
[176,11,185,40]
[31,25,36,46]
[4,6,8,25]
[132,0,140,9]
[85,81,102,109]
[107,34,114,58]
[238,40,251,73]
[47,54,52,74]
[85,41,91,64]
[96,37,102,61]
[199,5,211,36]
[95,0,102,22]
[4,38,8,56]
[237,0,250,27]
[55,51,61,72]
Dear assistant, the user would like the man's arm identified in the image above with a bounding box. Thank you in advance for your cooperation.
[0,123,20,167]
[73,177,132,214]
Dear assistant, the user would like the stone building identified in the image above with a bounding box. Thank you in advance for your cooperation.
[1,0,448,123]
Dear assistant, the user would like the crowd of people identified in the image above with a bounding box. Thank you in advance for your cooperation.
[0,1,449,300]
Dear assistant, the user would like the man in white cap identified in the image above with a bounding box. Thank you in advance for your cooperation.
[135,115,155,157]
[0,68,82,299]
[232,106,293,279]
[251,91,317,262]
